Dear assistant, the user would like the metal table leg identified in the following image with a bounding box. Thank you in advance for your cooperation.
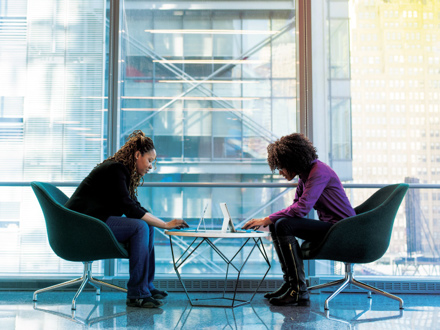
[169,235,271,308]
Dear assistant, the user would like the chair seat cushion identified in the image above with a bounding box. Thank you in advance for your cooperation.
[301,241,318,251]
[301,240,323,259]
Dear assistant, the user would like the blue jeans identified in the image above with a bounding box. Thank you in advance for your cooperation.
[106,216,156,299]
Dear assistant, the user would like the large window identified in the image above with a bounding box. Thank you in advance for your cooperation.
[0,0,299,278]
[1,0,438,283]
[0,0,107,275]
[337,0,440,277]
[116,2,298,277]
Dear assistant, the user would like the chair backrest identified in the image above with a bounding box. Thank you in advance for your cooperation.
[302,183,409,264]
[31,181,128,262]
[353,184,406,216]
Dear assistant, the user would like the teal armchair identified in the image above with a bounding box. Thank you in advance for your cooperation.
[301,183,409,310]
[31,182,129,310]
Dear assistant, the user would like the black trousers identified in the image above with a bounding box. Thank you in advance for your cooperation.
[269,217,333,242]
[269,217,334,290]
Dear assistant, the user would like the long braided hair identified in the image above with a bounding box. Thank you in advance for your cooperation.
[267,133,318,175]
[100,130,155,199]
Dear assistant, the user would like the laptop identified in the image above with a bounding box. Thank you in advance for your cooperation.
[220,203,254,233]
[169,203,210,232]
[220,203,235,232]
[169,202,254,233]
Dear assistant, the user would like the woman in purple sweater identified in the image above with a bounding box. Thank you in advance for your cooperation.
[243,133,355,306]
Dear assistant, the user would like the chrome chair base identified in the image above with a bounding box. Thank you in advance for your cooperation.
[307,262,404,310]
[33,262,127,310]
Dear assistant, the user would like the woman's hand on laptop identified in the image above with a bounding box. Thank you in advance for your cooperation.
[243,217,271,230]
[166,219,189,230]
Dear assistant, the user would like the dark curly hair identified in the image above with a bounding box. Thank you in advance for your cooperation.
[267,133,318,175]
[100,130,155,199]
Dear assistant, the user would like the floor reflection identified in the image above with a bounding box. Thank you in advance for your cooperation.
[174,302,270,329]
[32,294,165,329]
[2,292,440,329]
[30,293,272,329]
[33,296,131,328]
[321,309,403,329]
[312,299,404,330]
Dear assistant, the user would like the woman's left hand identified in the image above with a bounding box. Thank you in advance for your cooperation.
[242,217,272,230]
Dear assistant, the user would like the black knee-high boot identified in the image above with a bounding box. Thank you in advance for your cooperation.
[264,234,290,299]
[269,236,310,306]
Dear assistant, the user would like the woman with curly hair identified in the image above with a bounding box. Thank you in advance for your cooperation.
[66,130,188,308]
[243,133,355,306]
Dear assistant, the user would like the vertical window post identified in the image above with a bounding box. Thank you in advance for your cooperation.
[297,0,315,277]
[106,0,121,278]
[108,0,121,157]
[297,0,314,141]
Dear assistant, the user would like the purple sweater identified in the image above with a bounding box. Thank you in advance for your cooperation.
[269,160,355,224]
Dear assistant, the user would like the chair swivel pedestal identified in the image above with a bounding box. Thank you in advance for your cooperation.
[33,262,127,310]
[307,262,404,310]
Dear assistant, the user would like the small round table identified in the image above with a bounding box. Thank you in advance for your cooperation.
[165,230,271,308]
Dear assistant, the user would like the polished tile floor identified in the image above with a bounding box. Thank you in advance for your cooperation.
[0,290,438,329]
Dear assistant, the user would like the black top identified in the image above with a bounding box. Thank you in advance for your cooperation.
[65,161,148,222]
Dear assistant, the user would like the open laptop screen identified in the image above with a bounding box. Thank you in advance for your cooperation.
[220,202,236,233]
